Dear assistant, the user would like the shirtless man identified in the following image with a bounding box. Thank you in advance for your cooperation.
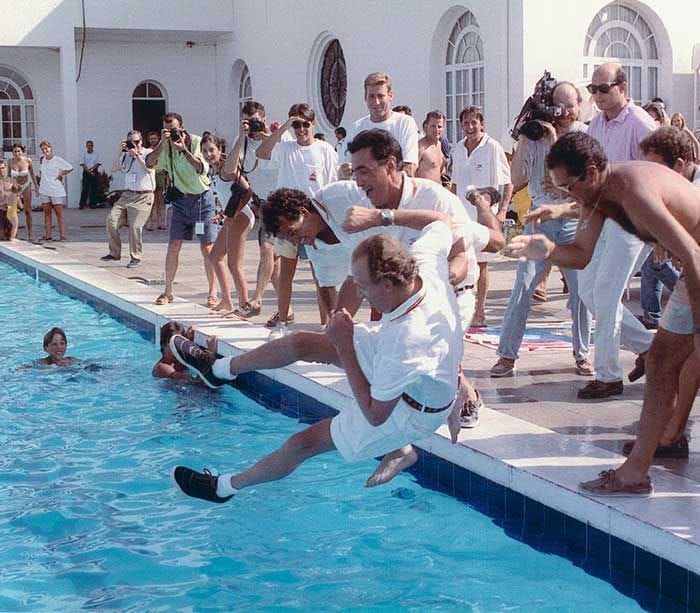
[510,131,700,496]
[416,111,446,183]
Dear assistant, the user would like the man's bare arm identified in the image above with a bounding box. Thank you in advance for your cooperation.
[342,207,449,233]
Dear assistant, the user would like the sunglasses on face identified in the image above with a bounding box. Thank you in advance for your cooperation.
[292,120,312,129]
[555,173,585,193]
[586,82,620,95]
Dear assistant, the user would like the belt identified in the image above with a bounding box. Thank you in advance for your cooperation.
[401,392,452,414]
[181,192,206,199]
[454,283,475,295]
[125,190,154,194]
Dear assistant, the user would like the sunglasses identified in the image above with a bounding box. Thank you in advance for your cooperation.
[555,173,585,193]
[292,120,312,129]
[586,82,620,95]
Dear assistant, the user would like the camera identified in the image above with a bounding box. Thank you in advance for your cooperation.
[170,128,182,142]
[465,185,501,206]
[247,118,265,134]
[510,70,564,141]
[122,140,136,152]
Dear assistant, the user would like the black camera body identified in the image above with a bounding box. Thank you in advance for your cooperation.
[510,70,564,141]
[247,118,265,134]
[170,128,182,143]
[122,140,136,152]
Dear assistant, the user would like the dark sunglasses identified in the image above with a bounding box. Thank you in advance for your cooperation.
[292,120,312,129]
[586,82,620,95]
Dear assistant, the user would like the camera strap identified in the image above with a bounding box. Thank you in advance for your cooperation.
[240,138,259,176]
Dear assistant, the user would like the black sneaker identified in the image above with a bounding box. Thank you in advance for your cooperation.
[100,254,120,261]
[169,334,227,389]
[172,466,233,503]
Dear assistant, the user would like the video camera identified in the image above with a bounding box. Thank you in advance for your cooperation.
[510,70,564,141]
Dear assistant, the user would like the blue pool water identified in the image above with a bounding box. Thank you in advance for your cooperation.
[0,262,643,611]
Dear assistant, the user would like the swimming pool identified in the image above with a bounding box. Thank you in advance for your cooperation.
[0,261,647,610]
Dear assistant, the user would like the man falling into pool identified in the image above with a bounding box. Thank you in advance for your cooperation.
[170,221,464,503]
[509,131,700,496]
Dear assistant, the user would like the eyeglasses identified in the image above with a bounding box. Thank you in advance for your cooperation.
[292,120,312,129]
[555,174,585,193]
[586,82,620,95]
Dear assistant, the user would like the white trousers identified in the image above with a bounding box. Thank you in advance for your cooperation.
[578,219,654,382]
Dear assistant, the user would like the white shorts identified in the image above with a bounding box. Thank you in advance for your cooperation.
[274,237,297,259]
[330,396,448,463]
[306,242,351,288]
[659,277,692,335]
[240,204,256,231]
[41,195,66,206]
[455,286,476,335]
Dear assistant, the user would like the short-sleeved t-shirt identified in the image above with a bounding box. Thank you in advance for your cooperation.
[82,151,101,170]
[271,139,338,197]
[39,156,73,198]
[155,134,209,194]
[241,132,294,201]
[352,221,462,407]
[451,134,511,220]
[343,112,420,166]
[587,100,657,162]
[119,148,155,192]
[524,122,587,208]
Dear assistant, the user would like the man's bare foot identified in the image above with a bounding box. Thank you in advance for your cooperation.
[365,446,418,487]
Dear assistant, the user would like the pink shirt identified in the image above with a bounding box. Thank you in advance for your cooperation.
[587,99,657,162]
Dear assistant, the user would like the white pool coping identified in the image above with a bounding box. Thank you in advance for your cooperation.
[3,240,699,576]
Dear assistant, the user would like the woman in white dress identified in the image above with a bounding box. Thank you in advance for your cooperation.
[38,141,73,241]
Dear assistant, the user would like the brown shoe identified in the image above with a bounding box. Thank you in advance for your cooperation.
[575,358,595,377]
[622,435,689,459]
[490,357,515,378]
[577,379,623,399]
[579,469,652,497]
[628,352,646,382]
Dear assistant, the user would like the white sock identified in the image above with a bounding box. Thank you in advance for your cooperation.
[216,473,239,497]
[212,357,236,381]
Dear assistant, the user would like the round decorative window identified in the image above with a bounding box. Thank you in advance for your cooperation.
[320,39,347,127]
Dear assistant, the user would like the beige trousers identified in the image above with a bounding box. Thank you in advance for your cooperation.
[106,191,154,261]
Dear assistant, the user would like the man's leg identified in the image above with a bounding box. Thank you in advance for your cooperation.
[561,266,592,363]
[126,195,153,261]
[659,350,700,444]
[164,240,183,296]
[276,255,297,323]
[472,262,489,325]
[611,330,693,484]
[79,173,89,209]
[106,200,127,258]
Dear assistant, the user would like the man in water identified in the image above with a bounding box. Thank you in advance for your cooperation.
[510,131,700,496]
[170,223,464,503]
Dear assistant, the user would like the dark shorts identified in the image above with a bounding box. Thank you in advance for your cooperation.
[169,191,218,244]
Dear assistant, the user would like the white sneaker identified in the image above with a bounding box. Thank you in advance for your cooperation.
[267,323,288,341]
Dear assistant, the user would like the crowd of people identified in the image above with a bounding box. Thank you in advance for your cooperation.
[8,64,700,503]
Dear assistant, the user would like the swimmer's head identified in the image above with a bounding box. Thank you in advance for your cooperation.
[159,322,186,355]
[43,327,68,360]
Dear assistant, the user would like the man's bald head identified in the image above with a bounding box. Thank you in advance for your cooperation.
[592,62,625,84]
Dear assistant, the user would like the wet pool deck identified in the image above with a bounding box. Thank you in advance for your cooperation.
[4,208,700,578]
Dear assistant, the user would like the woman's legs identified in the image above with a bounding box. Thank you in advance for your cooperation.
[200,242,218,301]
[22,190,32,241]
[226,213,252,307]
[54,204,66,240]
[42,202,53,239]
[208,226,235,311]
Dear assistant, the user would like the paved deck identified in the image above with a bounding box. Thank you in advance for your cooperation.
[5,207,700,576]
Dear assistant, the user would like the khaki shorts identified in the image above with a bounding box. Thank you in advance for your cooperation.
[274,237,298,259]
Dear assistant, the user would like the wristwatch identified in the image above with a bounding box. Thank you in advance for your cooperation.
[380,209,395,226]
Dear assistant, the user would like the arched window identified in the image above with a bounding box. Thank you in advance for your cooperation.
[445,11,484,144]
[239,64,252,112]
[320,39,347,127]
[132,80,166,139]
[0,66,36,155]
[583,3,660,103]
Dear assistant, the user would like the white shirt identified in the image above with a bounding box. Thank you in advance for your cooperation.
[271,139,338,197]
[82,150,101,171]
[119,148,155,192]
[451,134,511,220]
[241,137,279,201]
[587,100,657,162]
[343,112,420,166]
[39,156,73,197]
[353,221,462,407]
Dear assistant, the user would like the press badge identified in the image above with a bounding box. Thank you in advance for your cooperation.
[195,222,205,235]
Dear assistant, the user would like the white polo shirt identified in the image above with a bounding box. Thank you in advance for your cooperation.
[342,111,420,166]
[451,134,511,220]
[271,139,339,197]
[352,221,462,407]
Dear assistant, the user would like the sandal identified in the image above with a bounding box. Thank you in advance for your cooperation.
[221,311,244,320]
[265,311,295,328]
[155,293,174,305]
[206,295,219,309]
[233,302,261,319]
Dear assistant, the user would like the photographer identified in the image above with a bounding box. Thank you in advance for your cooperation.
[491,80,593,378]
[100,131,155,268]
[146,112,219,306]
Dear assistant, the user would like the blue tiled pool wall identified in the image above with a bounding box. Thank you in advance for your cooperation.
[2,251,697,611]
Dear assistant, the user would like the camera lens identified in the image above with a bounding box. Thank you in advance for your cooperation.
[521,120,545,141]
